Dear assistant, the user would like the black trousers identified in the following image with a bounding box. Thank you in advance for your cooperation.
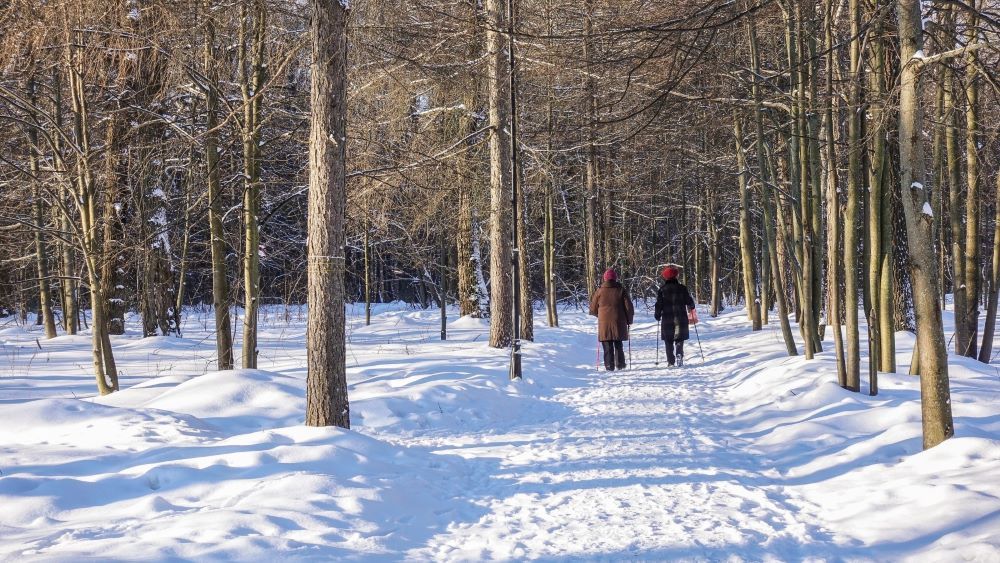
[601,340,626,370]
[664,339,685,365]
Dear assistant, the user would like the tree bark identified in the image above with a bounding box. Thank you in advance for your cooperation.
[240,0,266,369]
[543,0,559,328]
[204,2,234,369]
[583,0,600,296]
[27,73,57,339]
[734,116,761,330]
[823,0,845,383]
[748,16,795,354]
[962,3,981,357]
[843,0,863,391]
[943,6,968,356]
[485,0,513,348]
[979,170,1000,362]
[896,0,954,449]
[305,0,350,429]
[66,21,118,394]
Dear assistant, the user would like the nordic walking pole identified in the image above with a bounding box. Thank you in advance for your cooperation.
[693,323,706,364]
[653,321,660,367]
[627,326,632,370]
[596,338,600,372]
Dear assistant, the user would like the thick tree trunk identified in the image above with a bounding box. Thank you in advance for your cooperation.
[485,0,513,348]
[896,0,954,449]
[305,0,350,429]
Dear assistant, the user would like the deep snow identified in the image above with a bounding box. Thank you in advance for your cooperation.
[0,303,998,561]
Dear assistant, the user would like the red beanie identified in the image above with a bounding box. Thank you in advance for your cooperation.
[603,269,617,282]
[661,266,679,280]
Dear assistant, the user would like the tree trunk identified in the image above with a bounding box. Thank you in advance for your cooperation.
[66,23,119,393]
[517,155,534,341]
[823,0,844,383]
[707,191,722,317]
[204,4,234,369]
[979,171,1000,362]
[748,16,795,354]
[843,0,864,391]
[456,2,484,319]
[364,223,372,326]
[456,178,478,316]
[734,116,761,330]
[485,0,513,349]
[943,6,968,356]
[543,1,558,328]
[240,0,266,369]
[896,0,954,449]
[27,73,57,339]
[305,0,350,429]
[868,29,896,373]
[440,231,448,340]
[583,0,600,296]
[962,5,981,357]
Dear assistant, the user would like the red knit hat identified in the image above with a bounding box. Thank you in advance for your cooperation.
[661,266,679,280]
[603,269,617,282]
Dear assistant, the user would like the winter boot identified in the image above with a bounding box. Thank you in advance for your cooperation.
[676,353,684,368]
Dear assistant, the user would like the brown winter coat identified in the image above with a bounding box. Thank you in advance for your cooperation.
[589,280,635,341]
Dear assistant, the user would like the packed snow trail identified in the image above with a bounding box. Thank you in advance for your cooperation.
[395,319,841,560]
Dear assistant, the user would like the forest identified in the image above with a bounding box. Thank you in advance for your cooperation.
[2,0,1000,558]
[4,0,998,443]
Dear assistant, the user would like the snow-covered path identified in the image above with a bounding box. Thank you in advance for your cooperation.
[402,321,833,560]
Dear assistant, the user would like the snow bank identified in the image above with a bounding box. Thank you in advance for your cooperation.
[722,320,1000,560]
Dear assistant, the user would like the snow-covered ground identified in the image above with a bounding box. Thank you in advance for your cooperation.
[1,303,998,561]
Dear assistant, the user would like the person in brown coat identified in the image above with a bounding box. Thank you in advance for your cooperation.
[589,269,635,371]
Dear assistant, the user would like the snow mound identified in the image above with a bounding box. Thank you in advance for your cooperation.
[0,398,214,449]
[140,369,305,431]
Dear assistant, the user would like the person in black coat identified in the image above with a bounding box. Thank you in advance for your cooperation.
[654,265,697,367]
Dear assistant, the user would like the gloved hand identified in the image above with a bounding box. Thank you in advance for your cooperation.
[654,314,661,322]
[688,309,699,325]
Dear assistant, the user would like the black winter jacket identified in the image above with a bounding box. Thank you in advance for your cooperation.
[654,279,696,341]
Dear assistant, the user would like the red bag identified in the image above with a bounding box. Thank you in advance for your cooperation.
[688,309,699,325]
